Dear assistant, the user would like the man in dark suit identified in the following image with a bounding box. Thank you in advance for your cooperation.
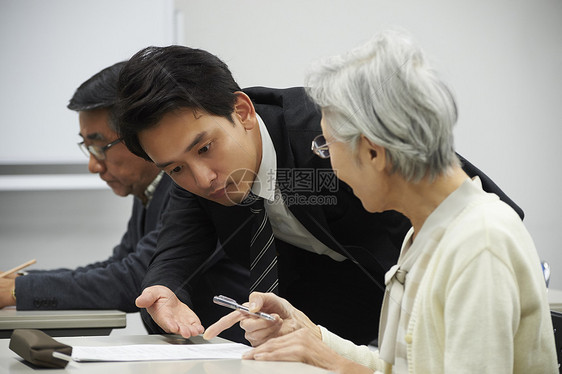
[116,46,523,345]
[0,61,248,343]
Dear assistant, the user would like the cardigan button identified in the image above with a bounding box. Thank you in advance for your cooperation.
[404,334,413,344]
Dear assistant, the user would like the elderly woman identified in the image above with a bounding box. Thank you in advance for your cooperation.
[204,31,557,373]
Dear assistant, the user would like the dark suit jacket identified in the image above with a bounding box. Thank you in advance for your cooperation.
[15,174,249,342]
[143,87,523,345]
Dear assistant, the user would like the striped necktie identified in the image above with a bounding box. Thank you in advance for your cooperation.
[249,197,278,294]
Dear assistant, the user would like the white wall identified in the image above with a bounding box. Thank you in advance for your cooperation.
[1,189,132,271]
[0,0,174,164]
[175,0,562,287]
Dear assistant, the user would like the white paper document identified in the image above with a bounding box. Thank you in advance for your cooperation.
[70,343,252,362]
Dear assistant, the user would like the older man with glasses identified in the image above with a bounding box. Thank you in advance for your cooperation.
[0,61,249,343]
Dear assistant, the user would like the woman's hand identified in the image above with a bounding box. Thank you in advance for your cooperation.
[243,327,372,374]
[203,292,321,346]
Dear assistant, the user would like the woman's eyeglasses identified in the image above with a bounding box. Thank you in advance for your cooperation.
[311,134,334,159]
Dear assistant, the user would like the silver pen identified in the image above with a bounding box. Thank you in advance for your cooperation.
[213,295,275,321]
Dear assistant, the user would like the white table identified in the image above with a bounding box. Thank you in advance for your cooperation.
[1,334,334,374]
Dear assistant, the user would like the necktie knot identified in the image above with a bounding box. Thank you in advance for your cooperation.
[241,191,261,207]
[248,195,265,216]
[249,200,264,214]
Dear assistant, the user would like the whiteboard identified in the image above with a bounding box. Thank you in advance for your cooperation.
[0,0,174,164]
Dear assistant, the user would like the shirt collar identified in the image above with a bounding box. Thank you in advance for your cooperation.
[415,176,483,243]
[251,114,277,202]
[143,171,164,207]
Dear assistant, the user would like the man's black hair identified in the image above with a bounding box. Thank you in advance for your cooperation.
[116,45,241,161]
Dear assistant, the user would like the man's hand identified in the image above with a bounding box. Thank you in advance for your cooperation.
[203,292,320,346]
[0,277,16,308]
[136,285,204,338]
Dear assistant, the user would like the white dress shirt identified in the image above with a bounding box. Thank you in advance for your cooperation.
[250,114,346,262]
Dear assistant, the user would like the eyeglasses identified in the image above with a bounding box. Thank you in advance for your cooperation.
[78,138,122,161]
[311,135,334,159]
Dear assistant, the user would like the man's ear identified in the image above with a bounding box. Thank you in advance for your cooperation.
[233,91,256,130]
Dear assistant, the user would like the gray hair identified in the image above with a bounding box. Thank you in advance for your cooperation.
[305,31,459,182]
[67,61,127,133]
